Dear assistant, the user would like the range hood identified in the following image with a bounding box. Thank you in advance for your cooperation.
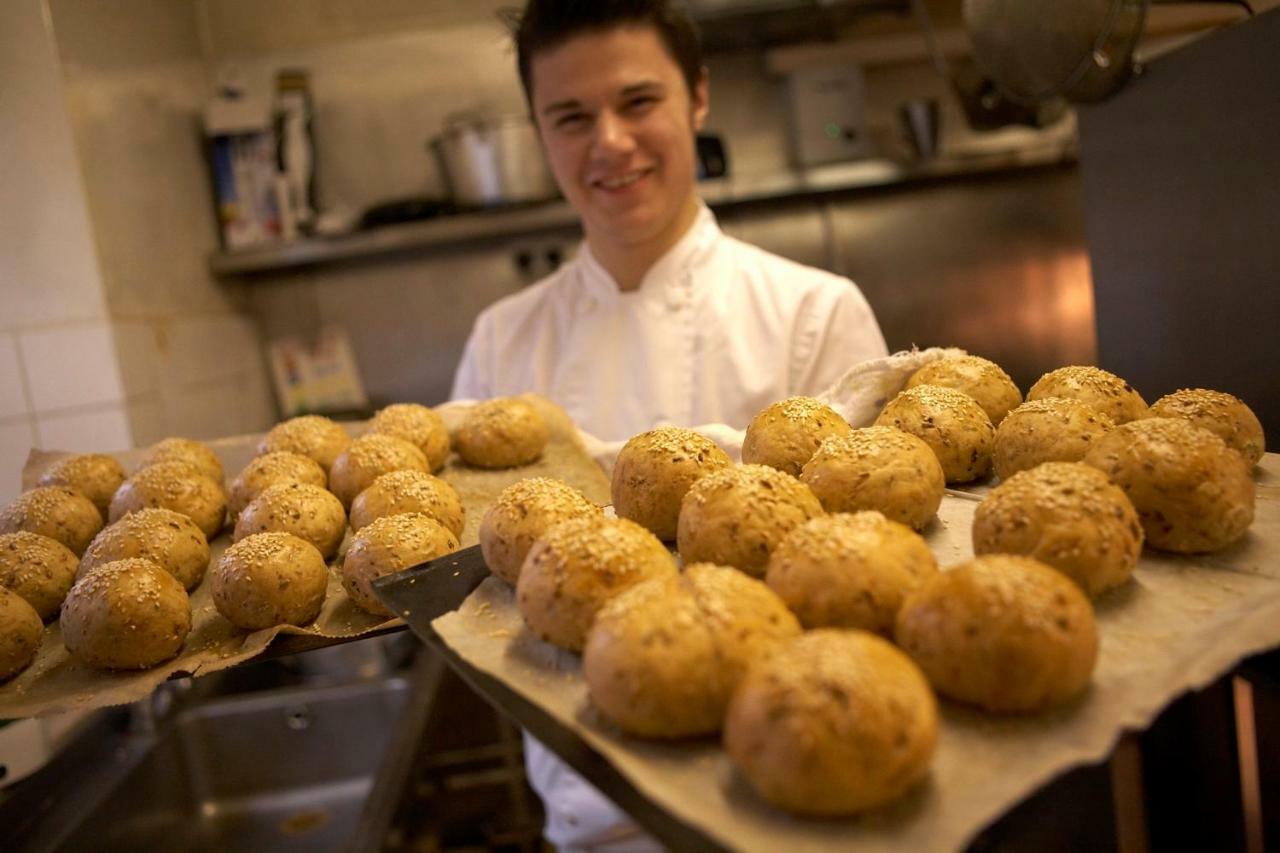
[686,0,909,50]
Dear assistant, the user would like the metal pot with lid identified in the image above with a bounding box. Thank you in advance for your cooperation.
[430,113,559,208]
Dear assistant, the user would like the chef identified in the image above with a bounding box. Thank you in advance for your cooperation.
[451,1,888,849]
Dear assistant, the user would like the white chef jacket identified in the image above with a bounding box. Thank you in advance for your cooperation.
[450,202,887,852]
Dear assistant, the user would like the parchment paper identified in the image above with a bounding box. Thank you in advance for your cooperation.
[434,456,1280,852]
[0,401,609,719]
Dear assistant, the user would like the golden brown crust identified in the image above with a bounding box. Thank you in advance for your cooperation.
[329,434,430,509]
[139,437,224,485]
[741,396,852,477]
[0,531,78,621]
[60,558,191,670]
[229,451,327,519]
[478,478,601,585]
[350,469,464,538]
[36,454,126,520]
[80,507,210,590]
[212,532,329,629]
[368,403,451,472]
[455,398,549,469]
[1150,388,1265,467]
[800,426,945,529]
[874,384,995,483]
[233,482,347,560]
[993,397,1116,481]
[257,415,352,473]
[0,587,43,680]
[341,513,460,616]
[109,461,226,540]
[906,355,1023,425]
[610,427,731,541]
[2,486,104,557]
[1028,366,1148,425]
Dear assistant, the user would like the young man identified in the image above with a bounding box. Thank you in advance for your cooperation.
[452,1,888,848]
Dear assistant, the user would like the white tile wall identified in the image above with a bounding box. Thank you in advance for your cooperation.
[161,379,250,440]
[111,321,159,398]
[17,324,126,413]
[35,404,133,453]
[0,334,32,419]
[125,395,167,447]
[0,418,37,502]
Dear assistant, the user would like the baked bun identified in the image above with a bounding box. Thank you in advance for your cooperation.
[1084,417,1254,553]
[741,397,852,477]
[974,462,1142,597]
[1028,366,1148,424]
[767,512,938,634]
[800,426,945,530]
[875,384,995,483]
[36,454,125,519]
[895,555,1098,712]
[677,465,823,578]
[234,482,346,560]
[516,516,677,652]
[367,403,451,472]
[583,563,800,738]
[80,507,210,590]
[994,397,1115,481]
[341,513,460,616]
[329,434,430,509]
[139,437,224,485]
[610,427,731,541]
[108,461,226,540]
[258,415,352,473]
[1150,388,1266,468]
[479,478,601,585]
[212,532,329,629]
[0,532,78,620]
[906,354,1023,426]
[455,398,549,469]
[350,470,464,538]
[724,630,937,816]
[60,558,191,670]
[0,587,42,680]
[2,486,104,557]
[228,451,327,520]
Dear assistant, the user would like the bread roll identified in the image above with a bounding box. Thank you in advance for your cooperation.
[741,396,852,477]
[455,398,548,469]
[228,451,327,520]
[80,507,210,590]
[875,384,995,483]
[993,397,1115,481]
[329,434,430,509]
[906,354,1023,426]
[350,469,464,538]
[895,555,1098,712]
[258,415,352,473]
[1084,417,1254,553]
[60,558,191,670]
[767,512,938,634]
[342,513,460,616]
[0,531,78,620]
[974,462,1142,597]
[212,532,329,629]
[36,454,125,520]
[610,427,731,541]
[139,437,224,485]
[1,486,103,557]
[368,403,450,472]
[0,587,42,680]
[1028,366,1148,425]
[724,630,937,816]
[517,516,677,652]
[800,426,945,530]
[479,478,601,585]
[234,482,347,560]
[108,461,226,540]
[677,465,822,578]
[1150,388,1265,468]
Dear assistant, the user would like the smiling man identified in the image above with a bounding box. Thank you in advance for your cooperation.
[451,1,887,849]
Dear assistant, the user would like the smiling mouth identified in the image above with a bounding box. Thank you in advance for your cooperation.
[594,169,653,191]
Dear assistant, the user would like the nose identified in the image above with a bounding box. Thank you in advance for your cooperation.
[591,109,636,160]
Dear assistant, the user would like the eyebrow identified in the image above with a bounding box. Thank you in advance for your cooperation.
[540,80,666,117]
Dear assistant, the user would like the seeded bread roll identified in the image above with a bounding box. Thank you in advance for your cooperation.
[741,396,852,478]
[212,532,329,629]
[329,434,430,509]
[0,587,42,680]
[875,384,995,483]
[60,558,191,670]
[350,469,464,538]
[79,507,210,591]
[767,512,938,634]
[229,451,327,520]
[583,564,801,738]
[0,531,79,620]
[367,403,451,472]
[994,397,1116,481]
[800,426,945,530]
[234,482,347,560]
[1028,365,1148,425]
[724,630,938,816]
[258,415,352,474]
[896,555,1098,712]
[2,486,104,557]
[342,513,460,616]
[455,398,549,469]
[139,437,225,486]
[108,461,226,540]
[1150,388,1266,468]
[1084,417,1255,553]
[906,354,1023,426]
[517,516,677,652]
[37,454,126,520]
[611,427,732,541]
[974,462,1142,597]
[479,478,601,585]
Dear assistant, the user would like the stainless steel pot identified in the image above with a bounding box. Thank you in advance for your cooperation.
[430,114,559,208]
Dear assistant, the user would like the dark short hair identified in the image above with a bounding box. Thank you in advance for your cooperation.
[505,1,704,106]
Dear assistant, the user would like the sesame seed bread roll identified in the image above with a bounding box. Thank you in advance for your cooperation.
[0,587,43,680]
[610,427,731,541]
[741,396,852,478]
[906,354,1023,426]
[342,513,460,616]
[993,397,1115,481]
[60,558,191,670]
[367,403,451,472]
[1028,365,1148,425]
[139,437,225,486]
[350,469,464,538]
[0,531,79,620]
[800,426,945,530]
[455,398,549,469]
[228,451,327,520]
[875,384,995,483]
[479,478,601,586]
[37,454,126,520]
[329,434,430,509]
[2,486,104,557]
[1150,388,1265,467]
[80,507,210,590]
[212,532,329,630]
[108,462,226,540]
[258,415,352,474]
[233,482,347,560]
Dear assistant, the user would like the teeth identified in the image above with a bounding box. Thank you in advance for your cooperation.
[600,171,644,189]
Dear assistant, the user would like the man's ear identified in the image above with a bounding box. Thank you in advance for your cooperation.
[691,67,710,132]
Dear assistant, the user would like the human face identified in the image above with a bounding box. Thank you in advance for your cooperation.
[530,26,708,253]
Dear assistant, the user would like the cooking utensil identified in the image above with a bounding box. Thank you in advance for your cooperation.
[430,113,559,208]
